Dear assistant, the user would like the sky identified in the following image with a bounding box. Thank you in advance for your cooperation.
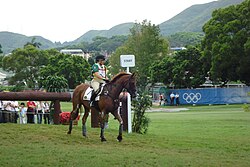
[0,0,216,43]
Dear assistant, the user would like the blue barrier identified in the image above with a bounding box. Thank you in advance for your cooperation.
[168,87,250,105]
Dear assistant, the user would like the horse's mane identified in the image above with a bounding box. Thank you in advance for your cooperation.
[110,72,130,83]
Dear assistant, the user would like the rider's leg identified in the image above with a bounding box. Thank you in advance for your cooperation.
[90,80,100,106]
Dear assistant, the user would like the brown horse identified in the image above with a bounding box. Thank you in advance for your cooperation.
[67,72,137,142]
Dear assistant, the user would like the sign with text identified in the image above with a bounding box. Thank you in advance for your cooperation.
[120,55,135,67]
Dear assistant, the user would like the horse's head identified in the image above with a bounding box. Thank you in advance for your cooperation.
[125,73,137,98]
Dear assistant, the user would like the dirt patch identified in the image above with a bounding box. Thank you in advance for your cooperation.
[146,107,189,112]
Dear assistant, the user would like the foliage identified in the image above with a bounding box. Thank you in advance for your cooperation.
[24,37,42,48]
[39,50,91,89]
[242,104,250,112]
[0,55,4,68]
[0,44,3,54]
[167,32,204,47]
[201,0,250,85]
[8,83,26,92]
[42,75,68,92]
[65,35,128,55]
[172,46,205,88]
[150,46,205,88]
[150,55,175,85]
[132,91,152,134]
[109,46,128,75]
[110,20,169,89]
[2,45,49,88]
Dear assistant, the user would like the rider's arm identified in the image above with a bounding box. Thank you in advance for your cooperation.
[93,72,105,80]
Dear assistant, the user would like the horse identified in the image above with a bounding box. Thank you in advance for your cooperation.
[67,72,137,142]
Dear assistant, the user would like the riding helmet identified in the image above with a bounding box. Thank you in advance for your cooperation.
[95,55,105,62]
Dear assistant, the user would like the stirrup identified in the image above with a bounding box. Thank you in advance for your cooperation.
[90,101,95,107]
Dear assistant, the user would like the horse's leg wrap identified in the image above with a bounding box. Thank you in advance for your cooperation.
[117,124,123,142]
[100,127,106,142]
[82,124,87,137]
[68,106,80,134]
[119,124,123,135]
[67,120,73,134]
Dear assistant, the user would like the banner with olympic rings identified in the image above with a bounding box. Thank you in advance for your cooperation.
[168,87,250,105]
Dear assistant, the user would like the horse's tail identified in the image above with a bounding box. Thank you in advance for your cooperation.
[71,84,87,114]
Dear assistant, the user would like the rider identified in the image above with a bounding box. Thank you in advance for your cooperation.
[90,55,109,106]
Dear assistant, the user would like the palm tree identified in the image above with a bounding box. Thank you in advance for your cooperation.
[24,37,42,48]
[0,44,3,54]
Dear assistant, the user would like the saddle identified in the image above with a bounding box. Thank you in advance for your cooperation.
[83,84,105,106]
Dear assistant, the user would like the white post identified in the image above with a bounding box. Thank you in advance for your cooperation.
[126,67,132,133]
[120,55,135,133]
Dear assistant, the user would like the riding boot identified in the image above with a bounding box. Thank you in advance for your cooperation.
[90,91,97,107]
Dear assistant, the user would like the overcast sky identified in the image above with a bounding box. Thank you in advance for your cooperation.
[0,0,216,42]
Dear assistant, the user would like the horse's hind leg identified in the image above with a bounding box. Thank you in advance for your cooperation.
[82,105,90,137]
[67,103,80,134]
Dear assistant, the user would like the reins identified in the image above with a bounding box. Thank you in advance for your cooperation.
[101,75,132,110]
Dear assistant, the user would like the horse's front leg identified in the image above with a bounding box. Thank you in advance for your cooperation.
[99,111,107,142]
[114,111,123,142]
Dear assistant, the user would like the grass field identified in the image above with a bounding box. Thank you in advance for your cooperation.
[0,104,250,167]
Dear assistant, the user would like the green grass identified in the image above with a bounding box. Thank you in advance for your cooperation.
[0,104,250,167]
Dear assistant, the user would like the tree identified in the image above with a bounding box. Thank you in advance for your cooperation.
[201,0,250,85]
[42,75,68,92]
[24,37,42,48]
[2,45,49,88]
[39,51,91,89]
[167,32,204,47]
[149,55,175,85]
[172,46,205,88]
[150,46,205,88]
[109,20,169,89]
[132,90,151,134]
[109,20,169,134]
[0,44,3,54]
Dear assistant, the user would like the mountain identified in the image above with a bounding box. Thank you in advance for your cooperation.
[73,22,134,43]
[77,0,244,42]
[0,0,245,53]
[0,31,58,54]
[159,0,244,36]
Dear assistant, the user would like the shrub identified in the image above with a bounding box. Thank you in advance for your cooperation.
[242,104,250,112]
[132,90,152,134]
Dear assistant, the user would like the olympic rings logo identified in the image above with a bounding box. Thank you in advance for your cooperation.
[182,93,202,103]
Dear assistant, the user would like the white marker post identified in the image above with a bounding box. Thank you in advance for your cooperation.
[120,55,135,133]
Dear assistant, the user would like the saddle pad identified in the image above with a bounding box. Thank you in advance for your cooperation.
[83,85,105,101]
[83,87,93,101]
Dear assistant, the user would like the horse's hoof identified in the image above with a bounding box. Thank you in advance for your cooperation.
[101,137,107,142]
[117,135,122,142]
[67,131,71,134]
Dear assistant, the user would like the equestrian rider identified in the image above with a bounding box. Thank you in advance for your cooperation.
[90,55,109,106]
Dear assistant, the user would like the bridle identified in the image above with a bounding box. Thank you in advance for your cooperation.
[101,74,135,110]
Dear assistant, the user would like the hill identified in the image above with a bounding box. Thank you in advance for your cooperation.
[0,31,58,54]
[73,22,134,43]
[159,0,244,35]
[0,0,245,53]
[77,0,244,42]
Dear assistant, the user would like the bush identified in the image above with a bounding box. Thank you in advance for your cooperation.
[132,90,152,134]
[242,104,250,112]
